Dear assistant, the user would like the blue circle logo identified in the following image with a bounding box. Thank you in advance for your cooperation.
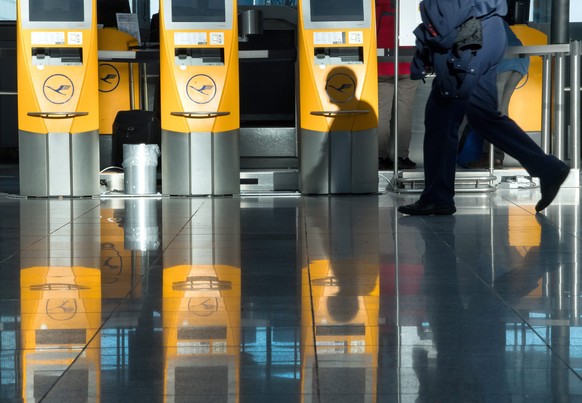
[43,74,74,104]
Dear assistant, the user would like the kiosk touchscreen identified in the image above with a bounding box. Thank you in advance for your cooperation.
[298,0,378,194]
[17,0,100,197]
[160,0,240,196]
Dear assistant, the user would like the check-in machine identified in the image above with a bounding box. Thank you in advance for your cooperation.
[17,0,100,197]
[298,0,378,194]
[160,0,240,196]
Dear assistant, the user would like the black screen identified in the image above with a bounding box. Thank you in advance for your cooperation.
[29,0,84,22]
[172,0,225,23]
[310,0,364,22]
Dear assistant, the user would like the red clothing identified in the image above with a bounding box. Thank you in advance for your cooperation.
[376,0,412,76]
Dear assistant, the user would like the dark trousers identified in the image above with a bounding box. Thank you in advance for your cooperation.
[421,16,564,206]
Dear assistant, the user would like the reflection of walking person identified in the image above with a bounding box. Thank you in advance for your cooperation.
[459,19,530,169]
[376,0,419,170]
[399,0,570,216]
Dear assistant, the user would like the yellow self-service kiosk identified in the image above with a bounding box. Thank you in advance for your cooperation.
[298,0,378,194]
[17,0,100,197]
[160,0,240,196]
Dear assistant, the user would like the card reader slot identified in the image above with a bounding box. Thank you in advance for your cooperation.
[174,48,224,65]
[32,47,83,65]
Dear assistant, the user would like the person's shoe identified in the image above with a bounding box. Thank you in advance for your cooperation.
[378,157,393,170]
[535,164,571,212]
[398,200,456,216]
[398,157,417,169]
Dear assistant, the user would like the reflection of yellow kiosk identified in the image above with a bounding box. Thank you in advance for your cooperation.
[20,266,101,401]
[17,0,99,196]
[300,198,380,401]
[298,0,378,194]
[160,0,240,196]
[163,264,240,402]
[162,198,241,401]
[19,199,102,400]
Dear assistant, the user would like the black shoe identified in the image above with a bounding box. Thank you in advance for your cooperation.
[398,200,456,216]
[397,157,417,169]
[379,157,393,170]
[535,164,570,212]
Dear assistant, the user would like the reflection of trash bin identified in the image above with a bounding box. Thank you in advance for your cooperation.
[122,144,160,195]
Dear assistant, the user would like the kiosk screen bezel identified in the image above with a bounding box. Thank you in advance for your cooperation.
[163,0,233,30]
[20,0,93,29]
[302,0,371,29]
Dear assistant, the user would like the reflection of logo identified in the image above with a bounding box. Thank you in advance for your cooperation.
[43,74,74,104]
[102,242,122,283]
[46,298,78,321]
[188,297,219,316]
[98,64,120,92]
[186,74,217,104]
[326,73,356,103]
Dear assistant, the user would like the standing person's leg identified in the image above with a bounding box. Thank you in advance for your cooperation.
[378,77,396,168]
[398,86,465,215]
[396,76,419,164]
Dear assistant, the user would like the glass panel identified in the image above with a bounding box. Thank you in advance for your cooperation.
[310,0,363,22]
[172,0,225,23]
[28,0,84,22]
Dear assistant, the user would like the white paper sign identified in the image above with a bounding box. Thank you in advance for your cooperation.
[348,31,364,45]
[116,13,141,43]
[174,32,207,46]
[209,32,224,45]
[31,32,65,45]
[314,32,345,45]
[68,32,83,45]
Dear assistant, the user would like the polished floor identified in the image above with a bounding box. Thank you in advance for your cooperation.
[1,164,582,402]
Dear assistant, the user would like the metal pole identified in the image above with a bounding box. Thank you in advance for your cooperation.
[393,0,400,173]
[553,53,566,160]
[541,55,552,153]
[570,40,580,170]
[550,0,570,45]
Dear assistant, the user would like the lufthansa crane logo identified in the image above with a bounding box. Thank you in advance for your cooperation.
[325,72,356,104]
[186,74,217,104]
[43,74,74,104]
[98,64,120,93]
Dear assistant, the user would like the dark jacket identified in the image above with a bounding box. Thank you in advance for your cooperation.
[411,0,507,98]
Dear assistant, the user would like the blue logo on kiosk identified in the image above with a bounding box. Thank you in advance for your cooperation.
[186,74,217,104]
[43,74,74,104]
[326,73,356,104]
[98,64,120,92]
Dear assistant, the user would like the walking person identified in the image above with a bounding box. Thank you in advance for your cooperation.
[399,0,570,215]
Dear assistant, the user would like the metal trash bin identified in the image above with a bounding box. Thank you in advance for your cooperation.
[122,144,160,195]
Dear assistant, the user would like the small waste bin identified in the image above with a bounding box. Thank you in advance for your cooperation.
[122,144,160,195]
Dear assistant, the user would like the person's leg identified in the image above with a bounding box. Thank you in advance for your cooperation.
[378,78,395,160]
[420,89,466,207]
[396,76,419,160]
[467,17,569,211]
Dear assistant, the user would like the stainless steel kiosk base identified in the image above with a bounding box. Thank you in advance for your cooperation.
[300,128,378,194]
[18,130,100,197]
[162,129,240,196]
